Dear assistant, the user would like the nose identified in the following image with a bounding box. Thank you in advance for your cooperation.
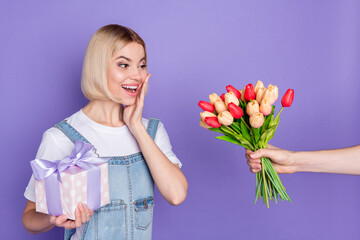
[129,66,142,81]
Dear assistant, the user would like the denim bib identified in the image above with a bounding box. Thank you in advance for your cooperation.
[55,118,159,240]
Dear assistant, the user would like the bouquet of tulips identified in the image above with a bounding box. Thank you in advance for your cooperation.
[198,81,294,208]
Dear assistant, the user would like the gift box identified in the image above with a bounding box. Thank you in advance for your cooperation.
[31,141,110,220]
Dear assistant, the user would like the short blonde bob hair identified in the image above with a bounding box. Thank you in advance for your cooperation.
[81,24,146,101]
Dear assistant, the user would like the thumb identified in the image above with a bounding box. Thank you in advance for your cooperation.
[250,148,276,159]
[55,215,68,225]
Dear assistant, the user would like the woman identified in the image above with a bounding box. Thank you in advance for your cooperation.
[22,24,188,240]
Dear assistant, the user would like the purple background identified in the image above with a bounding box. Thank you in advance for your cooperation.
[1,0,359,239]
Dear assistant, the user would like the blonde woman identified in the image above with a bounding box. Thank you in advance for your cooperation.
[22,24,188,240]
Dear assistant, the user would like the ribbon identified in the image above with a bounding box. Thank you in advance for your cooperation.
[30,141,108,217]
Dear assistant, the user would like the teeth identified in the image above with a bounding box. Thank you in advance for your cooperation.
[122,85,137,90]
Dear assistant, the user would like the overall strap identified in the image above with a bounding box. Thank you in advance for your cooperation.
[147,118,160,140]
[55,120,91,144]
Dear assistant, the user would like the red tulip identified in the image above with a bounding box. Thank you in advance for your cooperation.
[228,102,244,119]
[198,101,215,112]
[226,85,241,99]
[281,89,294,107]
[220,93,225,101]
[244,84,256,101]
[204,117,221,128]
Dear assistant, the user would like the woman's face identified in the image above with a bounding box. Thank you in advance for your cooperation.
[107,42,147,105]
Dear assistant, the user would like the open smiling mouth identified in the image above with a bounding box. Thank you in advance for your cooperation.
[121,85,138,93]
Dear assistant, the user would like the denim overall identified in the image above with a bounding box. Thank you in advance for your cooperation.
[55,118,159,240]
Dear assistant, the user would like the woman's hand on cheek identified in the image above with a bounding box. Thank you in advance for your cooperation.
[123,73,151,132]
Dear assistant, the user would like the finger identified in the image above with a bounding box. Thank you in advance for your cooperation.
[74,204,82,228]
[250,168,261,173]
[54,215,68,226]
[250,148,274,159]
[139,73,150,102]
[90,209,94,217]
[83,204,91,222]
[247,160,261,170]
[63,219,75,230]
[78,202,88,224]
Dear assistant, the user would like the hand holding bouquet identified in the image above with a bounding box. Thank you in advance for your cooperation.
[198,81,294,208]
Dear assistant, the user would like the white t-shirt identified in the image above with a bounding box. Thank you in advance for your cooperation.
[24,109,181,239]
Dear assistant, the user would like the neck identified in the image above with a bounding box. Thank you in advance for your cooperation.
[82,99,125,127]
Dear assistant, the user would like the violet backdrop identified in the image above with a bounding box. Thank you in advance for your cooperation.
[1,0,359,239]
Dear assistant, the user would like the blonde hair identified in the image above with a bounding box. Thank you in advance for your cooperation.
[81,24,146,101]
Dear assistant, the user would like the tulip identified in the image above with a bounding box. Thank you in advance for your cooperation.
[255,87,266,104]
[262,84,278,105]
[214,100,227,113]
[200,111,217,121]
[259,99,272,116]
[226,85,241,99]
[224,92,240,107]
[217,111,233,126]
[198,101,214,112]
[199,119,211,129]
[228,102,244,119]
[220,93,225,101]
[249,112,265,128]
[204,116,221,128]
[244,84,256,101]
[281,89,294,107]
[254,80,265,94]
[209,93,222,105]
[239,88,245,102]
[246,100,260,116]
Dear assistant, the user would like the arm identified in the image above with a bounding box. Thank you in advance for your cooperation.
[245,144,360,175]
[131,124,188,205]
[22,200,93,234]
[123,74,188,205]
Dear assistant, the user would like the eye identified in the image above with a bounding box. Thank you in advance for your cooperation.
[139,64,147,69]
[118,63,129,68]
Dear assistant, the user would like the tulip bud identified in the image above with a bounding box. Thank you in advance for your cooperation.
[224,92,240,107]
[209,93,222,105]
[204,116,221,128]
[249,112,265,128]
[255,87,266,104]
[259,99,272,116]
[239,88,245,102]
[220,93,225,101]
[281,89,294,107]
[228,102,244,119]
[254,80,265,94]
[199,119,211,129]
[200,111,217,121]
[226,85,241,99]
[214,100,227,113]
[246,100,260,116]
[244,84,256,101]
[262,84,278,105]
[198,101,215,112]
[217,111,233,126]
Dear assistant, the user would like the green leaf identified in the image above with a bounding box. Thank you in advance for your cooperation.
[252,127,261,144]
[209,128,225,134]
[220,126,236,136]
[230,122,241,135]
[240,121,252,142]
[259,125,277,146]
[215,136,252,150]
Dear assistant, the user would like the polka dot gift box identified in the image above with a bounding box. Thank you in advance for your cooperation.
[31,141,110,220]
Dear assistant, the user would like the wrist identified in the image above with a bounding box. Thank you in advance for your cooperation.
[128,122,146,138]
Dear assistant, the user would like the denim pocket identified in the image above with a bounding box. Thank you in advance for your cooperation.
[134,196,154,230]
[95,199,127,239]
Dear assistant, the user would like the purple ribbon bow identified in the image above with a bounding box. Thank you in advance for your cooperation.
[31,141,108,217]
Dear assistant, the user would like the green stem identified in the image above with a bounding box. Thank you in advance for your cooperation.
[241,117,251,131]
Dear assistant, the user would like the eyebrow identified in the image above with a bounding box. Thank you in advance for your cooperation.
[116,56,146,63]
